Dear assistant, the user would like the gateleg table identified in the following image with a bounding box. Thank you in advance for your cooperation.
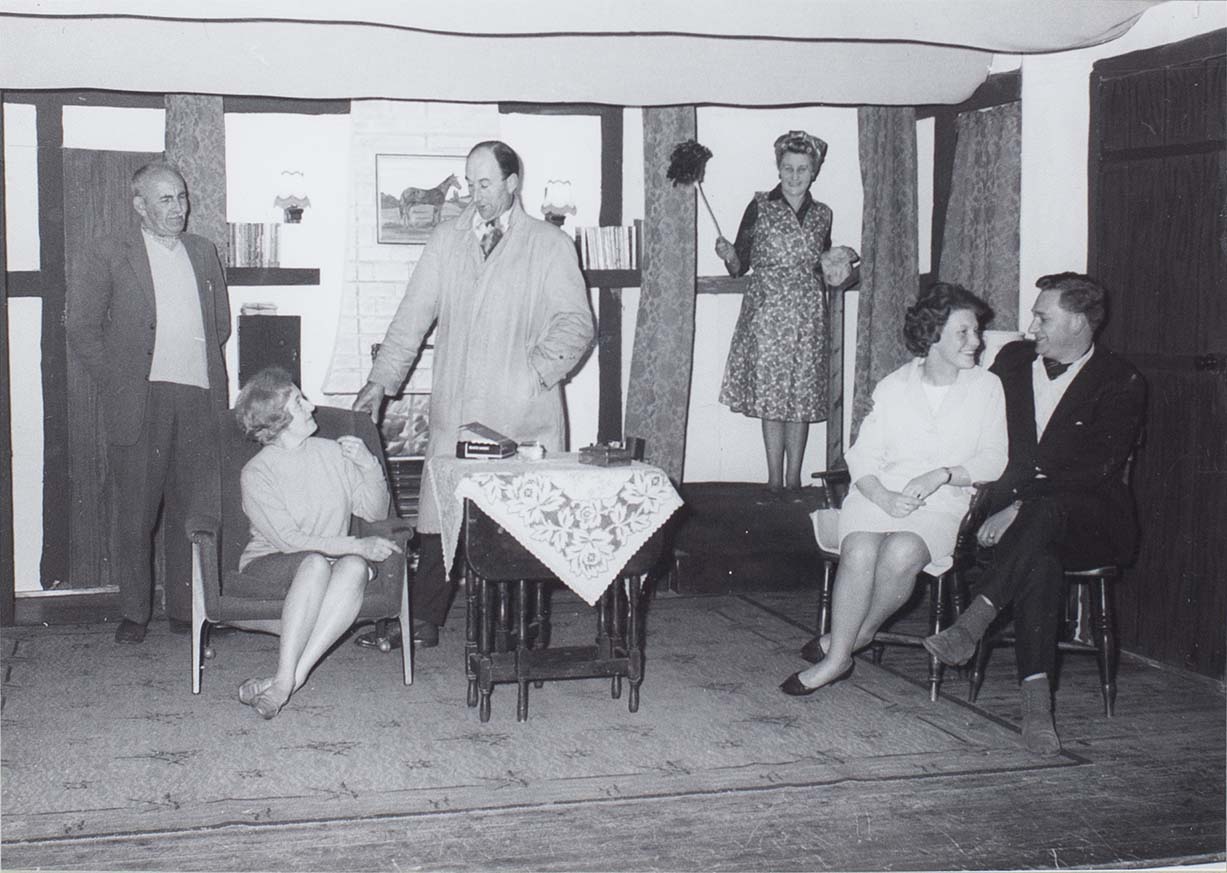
[430,454,683,722]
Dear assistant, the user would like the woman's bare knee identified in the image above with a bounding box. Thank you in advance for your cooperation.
[332,554,370,582]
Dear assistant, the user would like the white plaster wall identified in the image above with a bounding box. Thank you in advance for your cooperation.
[1017,1,1226,328]
[6,104,166,592]
[7,299,44,592]
[500,112,603,450]
[224,111,352,403]
[4,103,40,271]
[3,103,42,589]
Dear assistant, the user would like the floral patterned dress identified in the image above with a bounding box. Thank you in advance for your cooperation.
[719,189,832,422]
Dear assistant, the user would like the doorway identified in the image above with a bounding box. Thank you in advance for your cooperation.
[1088,30,1226,678]
[62,148,160,590]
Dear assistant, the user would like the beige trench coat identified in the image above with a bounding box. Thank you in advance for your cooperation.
[369,200,595,532]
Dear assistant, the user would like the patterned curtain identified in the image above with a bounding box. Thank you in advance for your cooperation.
[938,102,1021,328]
[624,107,697,482]
[852,106,918,440]
[165,94,227,258]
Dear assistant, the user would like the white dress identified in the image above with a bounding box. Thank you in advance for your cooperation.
[838,359,1008,561]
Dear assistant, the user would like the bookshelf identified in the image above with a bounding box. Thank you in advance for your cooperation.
[582,269,640,288]
[226,267,320,286]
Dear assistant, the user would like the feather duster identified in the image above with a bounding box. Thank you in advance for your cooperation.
[666,139,723,237]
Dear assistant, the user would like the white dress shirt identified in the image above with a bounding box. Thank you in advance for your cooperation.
[1032,344,1094,440]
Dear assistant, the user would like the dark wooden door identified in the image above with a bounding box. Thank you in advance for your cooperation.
[1089,31,1226,678]
[62,148,159,589]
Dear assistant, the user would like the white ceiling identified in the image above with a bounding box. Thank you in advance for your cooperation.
[0,0,1160,105]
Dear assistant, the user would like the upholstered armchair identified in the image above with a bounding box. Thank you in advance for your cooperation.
[187,406,412,693]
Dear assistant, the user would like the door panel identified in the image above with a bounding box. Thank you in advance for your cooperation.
[62,148,158,589]
[1090,39,1226,678]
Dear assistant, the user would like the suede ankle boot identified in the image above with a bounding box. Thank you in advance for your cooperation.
[922,595,997,666]
[1020,675,1062,756]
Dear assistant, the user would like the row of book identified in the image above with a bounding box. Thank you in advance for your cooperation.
[226,222,281,268]
[575,221,641,271]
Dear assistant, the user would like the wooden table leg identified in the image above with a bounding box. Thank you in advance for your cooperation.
[496,581,512,653]
[610,581,624,699]
[479,577,494,722]
[465,567,479,707]
[517,578,530,722]
[628,574,643,713]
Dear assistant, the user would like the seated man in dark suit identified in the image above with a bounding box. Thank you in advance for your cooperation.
[924,272,1145,756]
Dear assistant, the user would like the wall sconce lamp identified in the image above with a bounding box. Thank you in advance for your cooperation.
[541,179,576,228]
[274,170,311,223]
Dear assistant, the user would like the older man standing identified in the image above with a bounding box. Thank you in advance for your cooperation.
[354,140,594,648]
[66,162,231,644]
[924,272,1145,756]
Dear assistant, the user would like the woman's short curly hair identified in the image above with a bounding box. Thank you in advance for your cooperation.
[903,282,994,357]
[234,366,297,445]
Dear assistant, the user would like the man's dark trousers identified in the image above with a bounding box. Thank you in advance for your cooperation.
[108,381,218,625]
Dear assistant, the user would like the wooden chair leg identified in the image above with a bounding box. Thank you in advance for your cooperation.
[969,637,991,703]
[400,562,413,686]
[816,558,835,639]
[1090,578,1117,717]
[950,576,967,679]
[927,574,948,702]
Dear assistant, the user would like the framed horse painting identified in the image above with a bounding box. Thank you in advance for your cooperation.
[376,153,470,244]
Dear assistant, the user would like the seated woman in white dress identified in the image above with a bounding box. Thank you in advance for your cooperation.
[232,367,402,719]
[781,283,1008,696]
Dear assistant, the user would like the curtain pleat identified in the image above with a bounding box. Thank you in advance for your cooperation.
[165,94,227,258]
[852,106,918,442]
[939,102,1021,328]
[624,107,698,482]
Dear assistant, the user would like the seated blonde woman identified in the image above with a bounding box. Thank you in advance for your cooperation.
[782,283,1008,696]
[232,367,402,719]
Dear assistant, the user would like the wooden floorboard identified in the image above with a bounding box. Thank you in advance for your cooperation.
[3,589,1223,872]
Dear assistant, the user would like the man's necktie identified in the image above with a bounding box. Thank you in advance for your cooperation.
[1042,357,1071,380]
[479,220,503,259]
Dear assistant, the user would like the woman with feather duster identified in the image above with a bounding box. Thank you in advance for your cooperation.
[715,130,857,502]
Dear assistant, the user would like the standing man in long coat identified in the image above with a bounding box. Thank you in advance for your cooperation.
[354,140,594,647]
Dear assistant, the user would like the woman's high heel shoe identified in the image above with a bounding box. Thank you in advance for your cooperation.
[799,638,826,664]
[779,661,854,697]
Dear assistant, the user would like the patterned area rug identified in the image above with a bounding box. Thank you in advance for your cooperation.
[1,594,1077,843]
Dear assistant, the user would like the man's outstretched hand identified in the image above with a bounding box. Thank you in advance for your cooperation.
[353,381,387,423]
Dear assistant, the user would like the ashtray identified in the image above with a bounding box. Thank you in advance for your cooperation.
[517,440,546,461]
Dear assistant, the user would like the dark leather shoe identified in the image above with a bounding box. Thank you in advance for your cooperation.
[799,637,826,664]
[411,620,439,648]
[355,620,439,650]
[114,619,147,644]
[779,662,854,696]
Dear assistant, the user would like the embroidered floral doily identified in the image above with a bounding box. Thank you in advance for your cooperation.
[432,455,683,605]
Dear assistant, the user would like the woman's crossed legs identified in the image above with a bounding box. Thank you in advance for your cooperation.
[796,530,930,690]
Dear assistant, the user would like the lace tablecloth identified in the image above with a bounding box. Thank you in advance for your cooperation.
[430,454,684,605]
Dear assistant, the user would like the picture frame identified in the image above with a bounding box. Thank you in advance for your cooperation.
[376,153,469,244]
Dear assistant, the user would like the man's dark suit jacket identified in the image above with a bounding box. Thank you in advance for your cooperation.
[984,340,1146,566]
[66,230,231,446]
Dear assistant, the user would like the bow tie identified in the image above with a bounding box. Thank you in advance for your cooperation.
[1042,358,1072,380]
